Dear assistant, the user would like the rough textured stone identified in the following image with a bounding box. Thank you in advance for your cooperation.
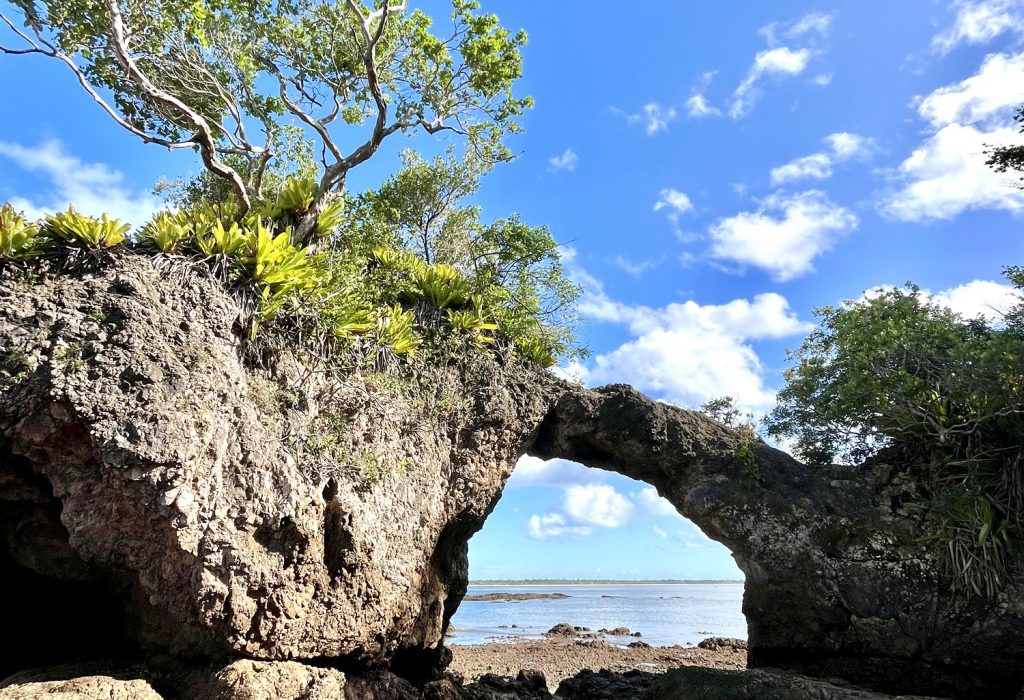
[0,676,163,700]
[1,257,1022,699]
[195,660,346,699]
[555,666,946,700]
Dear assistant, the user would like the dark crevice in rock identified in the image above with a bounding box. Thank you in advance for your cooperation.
[322,479,356,581]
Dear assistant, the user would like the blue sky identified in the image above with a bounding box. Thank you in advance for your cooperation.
[3,1,1024,580]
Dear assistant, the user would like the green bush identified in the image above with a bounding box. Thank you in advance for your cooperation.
[766,279,1024,597]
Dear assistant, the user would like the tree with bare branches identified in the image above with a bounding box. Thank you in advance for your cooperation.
[0,0,531,243]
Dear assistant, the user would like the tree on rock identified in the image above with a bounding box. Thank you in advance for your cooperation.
[0,0,530,243]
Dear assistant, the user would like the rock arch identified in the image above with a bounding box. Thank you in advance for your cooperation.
[1,259,1021,699]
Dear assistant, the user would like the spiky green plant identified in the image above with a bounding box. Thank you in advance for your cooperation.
[270,175,317,217]
[316,198,346,237]
[0,203,44,260]
[240,220,319,289]
[140,211,191,253]
[447,307,497,347]
[412,263,471,309]
[376,304,420,356]
[44,207,130,249]
[327,290,377,338]
[369,246,420,271]
[199,220,248,257]
[514,335,556,368]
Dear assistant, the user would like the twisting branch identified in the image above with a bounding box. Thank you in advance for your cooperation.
[102,0,251,216]
[0,10,197,152]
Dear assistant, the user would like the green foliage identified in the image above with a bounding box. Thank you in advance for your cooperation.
[766,280,1024,596]
[140,211,190,253]
[375,304,420,356]
[0,203,43,260]
[44,207,130,249]
[513,335,556,368]
[6,0,531,222]
[447,307,497,347]
[411,263,471,309]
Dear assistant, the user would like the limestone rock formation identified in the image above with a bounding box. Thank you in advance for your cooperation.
[0,676,162,700]
[1,256,1022,699]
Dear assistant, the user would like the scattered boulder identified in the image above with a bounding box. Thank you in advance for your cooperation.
[627,641,651,649]
[543,624,589,638]
[696,637,747,652]
[458,671,552,700]
[598,627,631,636]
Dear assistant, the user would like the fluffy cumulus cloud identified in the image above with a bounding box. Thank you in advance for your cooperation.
[527,483,634,540]
[708,190,858,281]
[633,486,680,518]
[770,132,876,185]
[882,53,1024,221]
[548,148,579,173]
[572,265,811,416]
[932,0,1024,54]
[0,139,160,224]
[641,103,678,135]
[935,279,1022,319]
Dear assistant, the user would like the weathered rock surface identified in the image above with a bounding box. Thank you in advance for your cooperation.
[195,660,347,699]
[1,256,1022,699]
[555,666,946,700]
[0,676,163,700]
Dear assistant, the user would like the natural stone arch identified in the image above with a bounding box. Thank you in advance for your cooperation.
[1,258,1021,699]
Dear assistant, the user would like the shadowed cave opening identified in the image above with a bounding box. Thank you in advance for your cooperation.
[448,456,748,647]
[0,456,136,679]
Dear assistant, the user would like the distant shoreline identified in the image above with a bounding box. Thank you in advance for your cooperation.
[468,579,744,586]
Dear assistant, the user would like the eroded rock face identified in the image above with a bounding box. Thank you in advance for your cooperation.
[530,385,1024,698]
[0,259,558,673]
[0,676,163,700]
[1,257,1022,699]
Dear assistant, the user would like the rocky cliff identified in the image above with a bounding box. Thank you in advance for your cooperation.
[1,257,1021,699]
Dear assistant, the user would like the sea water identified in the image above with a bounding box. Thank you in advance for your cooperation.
[447,583,746,647]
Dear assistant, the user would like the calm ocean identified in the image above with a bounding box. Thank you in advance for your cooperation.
[448,583,747,646]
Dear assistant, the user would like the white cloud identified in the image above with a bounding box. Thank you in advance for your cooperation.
[507,455,601,488]
[642,103,678,135]
[654,188,694,216]
[686,93,722,118]
[709,190,858,281]
[934,279,1022,320]
[731,47,812,118]
[0,139,160,225]
[813,73,834,87]
[572,263,811,416]
[761,11,835,46]
[527,513,591,540]
[652,525,669,539]
[825,132,876,161]
[526,483,634,540]
[548,148,579,173]
[614,255,664,278]
[882,54,1024,222]
[882,123,1024,221]
[634,486,681,518]
[932,0,1024,54]
[917,53,1024,129]
[564,484,634,528]
[770,132,876,185]
[770,153,833,184]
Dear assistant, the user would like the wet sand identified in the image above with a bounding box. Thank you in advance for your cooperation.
[448,636,746,689]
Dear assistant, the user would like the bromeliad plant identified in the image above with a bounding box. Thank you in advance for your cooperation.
[0,203,43,261]
[44,207,130,249]
[140,212,190,253]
